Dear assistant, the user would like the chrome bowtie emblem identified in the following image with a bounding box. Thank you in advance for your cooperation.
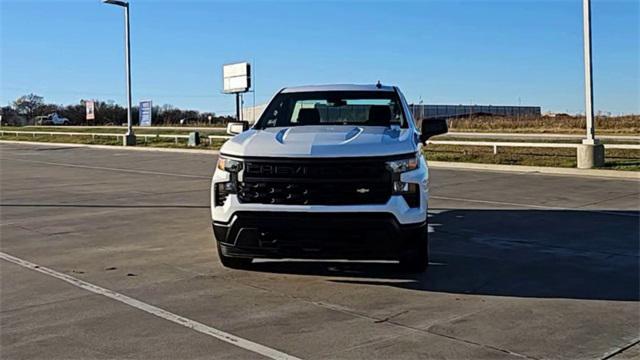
[356,188,370,194]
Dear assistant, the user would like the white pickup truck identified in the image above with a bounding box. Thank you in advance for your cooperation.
[211,84,447,272]
[36,113,70,125]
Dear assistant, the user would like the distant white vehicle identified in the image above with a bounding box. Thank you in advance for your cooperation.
[36,113,70,125]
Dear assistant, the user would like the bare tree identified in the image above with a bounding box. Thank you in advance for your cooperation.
[8,94,233,126]
[13,94,45,120]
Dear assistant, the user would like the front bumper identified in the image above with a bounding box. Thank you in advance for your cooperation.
[211,156,430,225]
[213,212,426,260]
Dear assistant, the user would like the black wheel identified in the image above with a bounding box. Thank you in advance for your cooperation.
[398,229,429,273]
[216,242,253,269]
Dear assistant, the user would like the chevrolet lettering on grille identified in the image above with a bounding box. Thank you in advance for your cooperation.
[245,164,310,177]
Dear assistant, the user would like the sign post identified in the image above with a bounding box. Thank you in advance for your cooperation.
[223,62,251,121]
[139,100,152,127]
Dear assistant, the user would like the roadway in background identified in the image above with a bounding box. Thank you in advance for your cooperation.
[1,143,638,359]
[16,125,640,141]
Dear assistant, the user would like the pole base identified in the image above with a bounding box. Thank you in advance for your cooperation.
[123,133,136,146]
[577,143,604,169]
[582,138,600,145]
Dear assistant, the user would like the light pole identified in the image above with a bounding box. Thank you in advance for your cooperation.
[103,0,136,146]
[577,0,604,168]
[582,0,595,144]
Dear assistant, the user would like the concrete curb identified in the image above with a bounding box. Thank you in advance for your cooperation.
[2,140,637,179]
[0,140,219,155]
[428,160,640,180]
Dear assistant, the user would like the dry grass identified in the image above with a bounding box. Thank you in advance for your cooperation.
[0,134,225,150]
[1,126,227,136]
[448,115,640,134]
[424,144,640,171]
[0,133,122,146]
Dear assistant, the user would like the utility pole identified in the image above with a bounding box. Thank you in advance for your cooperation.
[577,0,604,168]
[583,0,596,144]
[123,2,134,145]
[103,0,135,146]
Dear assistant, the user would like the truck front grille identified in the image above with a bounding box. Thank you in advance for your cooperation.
[237,157,392,206]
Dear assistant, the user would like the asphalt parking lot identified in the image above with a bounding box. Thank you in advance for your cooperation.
[1,142,639,360]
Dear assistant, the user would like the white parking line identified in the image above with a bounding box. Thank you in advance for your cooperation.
[431,196,639,217]
[432,195,567,209]
[0,251,301,360]
[1,157,211,179]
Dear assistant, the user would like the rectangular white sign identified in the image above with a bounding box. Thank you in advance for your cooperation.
[85,100,95,120]
[223,62,251,93]
[139,100,152,127]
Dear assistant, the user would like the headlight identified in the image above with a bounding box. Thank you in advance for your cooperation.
[386,154,419,173]
[217,156,243,172]
[386,154,421,208]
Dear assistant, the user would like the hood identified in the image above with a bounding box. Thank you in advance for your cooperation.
[220,125,417,158]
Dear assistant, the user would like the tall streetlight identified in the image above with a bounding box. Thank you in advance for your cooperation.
[103,0,135,146]
[582,0,595,144]
[578,0,604,168]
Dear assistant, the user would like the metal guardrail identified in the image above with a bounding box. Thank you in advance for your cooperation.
[426,140,640,154]
[18,127,639,141]
[602,144,640,150]
[443,132,640,141]
[23,125,227,131]
[0,130,123,138]
[2,130,638,152]
[0,130,232,144]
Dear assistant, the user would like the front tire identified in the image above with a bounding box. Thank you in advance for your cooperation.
[398,229,429,273]
[216,242,253,269]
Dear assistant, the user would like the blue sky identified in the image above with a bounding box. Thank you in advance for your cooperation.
[1,0,638,115]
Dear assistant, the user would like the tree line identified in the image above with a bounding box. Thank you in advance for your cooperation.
[1,94,235,126]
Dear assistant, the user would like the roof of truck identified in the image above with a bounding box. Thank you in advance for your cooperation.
[280,84,396,93]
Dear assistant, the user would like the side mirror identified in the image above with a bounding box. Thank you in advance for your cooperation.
[420,119,448,142]
[226,121,249,135]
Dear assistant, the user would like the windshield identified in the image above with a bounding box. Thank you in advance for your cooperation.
[255,91,407,129]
